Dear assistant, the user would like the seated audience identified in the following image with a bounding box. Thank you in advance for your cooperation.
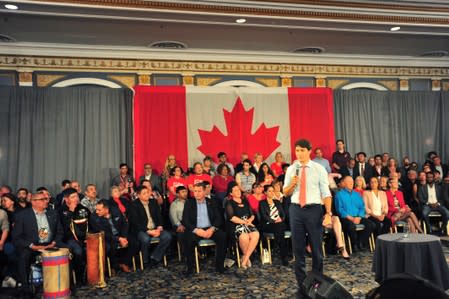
[235,159,257,196]
[111,163,135,199]
[12,192,64,286]
[312,148,332,173]
[386,178,422,233]
[259,185,288,265]
[334,176,375,252]
[166,166,187,204]
[90,200,137,273]
[127,186,172,267]
[181,183,226,276]
[60,188,90,283]
[226,182,259,269]
[202,156,216,177]
[379,176,389,191]
[246,182,266,215]
[354,152,374,182]
[373,155,388,178]
[15,188,30,210]
[212,164,234,204]
[234,152,250,175]
[215,152,235,176]
[257,163,275,187]
[270,152,285,177]
[417,172,449,234]
[80,184,100,214]
[253,153,264,174]
[187,162,212,196]
[108,186,130,217]
[363,177,391,236]
[354,176,367,196]
[169,186,188,238]
[139,163,162,193]
[339,158,356,180]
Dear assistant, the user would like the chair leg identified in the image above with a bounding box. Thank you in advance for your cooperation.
[163,255,167,267]
[72,270,76,285]
[107,257,112,277]
[195,246,200,273]
[235,242,241,268]
[346,233,352,255]
[322,241,326,258]
[177,241,182,262]
[369,234,374,252]
[266,238,272,264]
[132,256,136,272]
[139,251,144,271]
[259,240,263,263]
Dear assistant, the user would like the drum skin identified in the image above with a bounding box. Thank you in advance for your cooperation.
[41,248,71,299]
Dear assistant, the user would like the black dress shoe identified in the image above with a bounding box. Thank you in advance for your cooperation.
[148,258,160,268]
[281,259,289,266]
[183,269,194,278]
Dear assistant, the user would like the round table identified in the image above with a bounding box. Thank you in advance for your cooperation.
[372,233,449,290]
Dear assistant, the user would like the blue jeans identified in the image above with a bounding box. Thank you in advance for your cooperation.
[137,230,172,263]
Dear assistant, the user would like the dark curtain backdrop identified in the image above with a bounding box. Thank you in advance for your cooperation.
[0,86,133,198]
[334,90,449,165]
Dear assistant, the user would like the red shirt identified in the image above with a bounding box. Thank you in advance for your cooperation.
[270,162,283,177]
[247,194,266,214]
[167,177,187,204]
[212,175,234,193]
[187,173,212,195]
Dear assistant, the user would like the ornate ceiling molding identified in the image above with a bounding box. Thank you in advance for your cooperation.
[1,55,449,77]
[30,0,449,25]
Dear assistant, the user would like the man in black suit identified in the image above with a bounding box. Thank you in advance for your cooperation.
[90,199,137,273]
[181,183,226,276]
[433,156,449,180]
[373,154,389,178]
[12,192,64,286]
[127,186,172,267]
[354,152,374,182]
[339,158,356,179]
[417,172,449,234]
[138,163,163,192]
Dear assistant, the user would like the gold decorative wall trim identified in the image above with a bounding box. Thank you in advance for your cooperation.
[432,79,441,90]
[255,78,279,87]
[36,74,67,87]
[327,79,349,89]
[443,82,449,91]
[38,0,449,24]
[281,76,292,87]
[18,72,32,83]
[400,79,409,91]
[196,77,222,86]
[138,74,151,85]
[107,75,136,88]
[2,55,449,78]
[377,80,398,91]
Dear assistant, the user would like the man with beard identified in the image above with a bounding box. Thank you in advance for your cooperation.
[15,188,30,210]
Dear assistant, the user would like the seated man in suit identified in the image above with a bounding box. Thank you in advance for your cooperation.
[418,171,449,234]
[339,158,356,180]
[335,176,375,252]
[90,199,137,273]
[12,192,64,286]
[139,163,163,193]
[181,183,226,276]
[127,186,172,267]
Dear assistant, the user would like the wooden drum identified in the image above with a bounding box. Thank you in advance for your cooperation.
[41,248,71,299]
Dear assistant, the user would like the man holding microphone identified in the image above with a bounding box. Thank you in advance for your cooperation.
[284,139,332,298]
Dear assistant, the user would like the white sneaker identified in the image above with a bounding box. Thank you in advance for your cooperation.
[2,276,17,288]
[224,258,235,268]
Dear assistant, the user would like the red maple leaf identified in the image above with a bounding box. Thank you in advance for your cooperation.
[197,97,280,165]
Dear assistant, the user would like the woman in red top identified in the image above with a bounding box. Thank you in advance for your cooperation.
[257,163,275,187]
[354,176,366,196]
[108,186,129,217]
[246,182,266,215]
[386,178,422,233]
[212,164,234,203]
[187,162,212,196]
[270,152,284,177]
[167,166,187,204]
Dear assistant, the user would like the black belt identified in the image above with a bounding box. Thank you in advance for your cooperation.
[291,203,321,209]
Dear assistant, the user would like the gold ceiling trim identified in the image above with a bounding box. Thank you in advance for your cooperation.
[1,55,449,77]
[36,0,449,25]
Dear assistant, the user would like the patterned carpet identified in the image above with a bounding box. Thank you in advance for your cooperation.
[72,248,382,299]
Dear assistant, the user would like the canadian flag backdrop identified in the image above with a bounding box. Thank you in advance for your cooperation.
[133,86,335,178]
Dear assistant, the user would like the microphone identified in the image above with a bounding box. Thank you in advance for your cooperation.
[296,163,300,176]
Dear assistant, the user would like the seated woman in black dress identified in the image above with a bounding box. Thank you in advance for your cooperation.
[259,184,289,266]
[225,182,259,269]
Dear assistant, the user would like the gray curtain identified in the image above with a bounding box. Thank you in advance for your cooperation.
[333,90,449,165]
[0,86,133,198]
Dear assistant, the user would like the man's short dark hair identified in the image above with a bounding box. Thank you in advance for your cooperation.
[193,183,206,189]
[176,186,187,194]
[242,159,252,165]
[356,152,367,157]
[294,139,312,151]
[61,179,71,187]
[135,185,147,194]
[97,199,110,209]
[336,139,344,144]
[1,193,16,203]
[119,163,128,169]
[169,166,184,176]
[374,154,382,160]
[281,163,290,170]
[36,186,48,192]
[192,162,202,169]
[63,188,77,198]
[140,179,150,185]
[217,152,226,158]
[17,187,29,194]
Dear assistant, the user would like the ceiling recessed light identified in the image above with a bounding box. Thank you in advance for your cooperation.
[390,26,401,32]
[4,4,19,10]
[236,18,246,24]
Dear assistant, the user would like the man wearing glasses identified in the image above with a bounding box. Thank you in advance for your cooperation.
[12,193,64,287]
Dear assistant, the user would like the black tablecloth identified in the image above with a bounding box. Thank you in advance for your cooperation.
[372,233,449,290]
